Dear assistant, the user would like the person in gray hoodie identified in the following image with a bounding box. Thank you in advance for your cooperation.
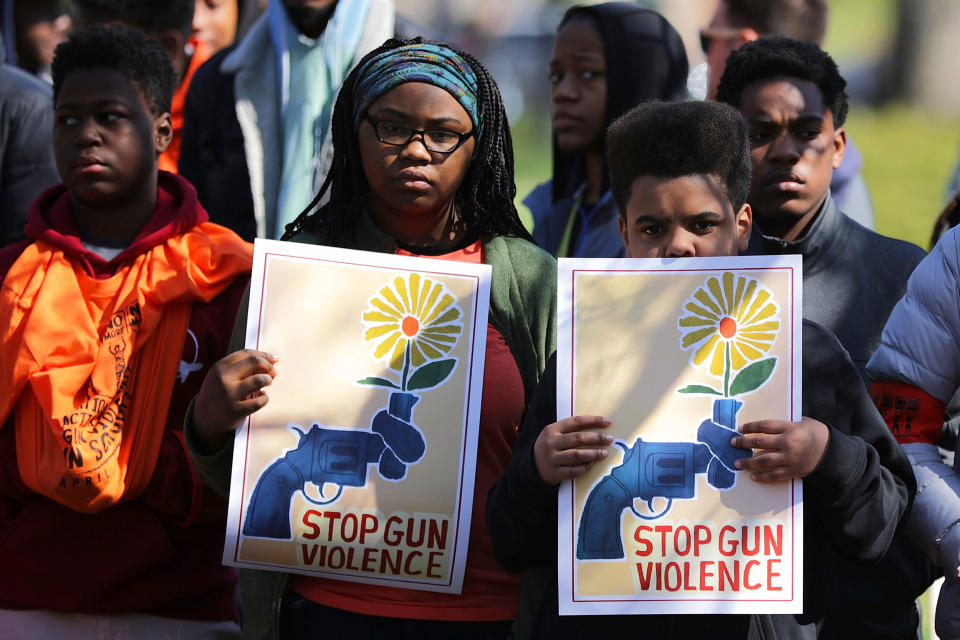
[0,31,59,246]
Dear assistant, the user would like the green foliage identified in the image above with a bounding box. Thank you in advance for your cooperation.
[406,359,457,391]
[677,384,722,396]
[729,358,777,397]
[356,376,400,389]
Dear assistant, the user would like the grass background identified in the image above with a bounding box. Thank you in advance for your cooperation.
[511,98,960,252]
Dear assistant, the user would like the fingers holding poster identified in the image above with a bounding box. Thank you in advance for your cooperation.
[557,256,803,615]
[224,241,490,594]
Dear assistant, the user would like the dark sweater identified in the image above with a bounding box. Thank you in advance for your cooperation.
[486,320,914,640]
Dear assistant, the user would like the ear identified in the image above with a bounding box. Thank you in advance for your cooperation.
[739,27,760,45]
[618,214,630,255]
[735,202,752,254]
[832,126,847,170]
[154,112,174,155]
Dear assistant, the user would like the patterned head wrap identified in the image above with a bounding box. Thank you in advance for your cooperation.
[352,42,482,139]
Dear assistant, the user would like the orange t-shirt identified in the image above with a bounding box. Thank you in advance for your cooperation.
[289,240,525,620]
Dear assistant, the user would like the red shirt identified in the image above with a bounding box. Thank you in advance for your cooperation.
[289,240,525,620]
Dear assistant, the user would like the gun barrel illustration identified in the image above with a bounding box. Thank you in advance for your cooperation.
[243,392,425,539]
[576,398,751,560]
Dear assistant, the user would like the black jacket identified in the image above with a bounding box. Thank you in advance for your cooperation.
[486,321,915,640]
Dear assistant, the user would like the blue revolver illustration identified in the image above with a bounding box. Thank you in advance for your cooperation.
[243,392,426,539]
[576,398,752,560]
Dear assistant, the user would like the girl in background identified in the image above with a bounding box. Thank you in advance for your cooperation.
[525,2,689,258]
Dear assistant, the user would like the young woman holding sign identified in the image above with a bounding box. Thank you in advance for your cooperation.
[187,38,556,639]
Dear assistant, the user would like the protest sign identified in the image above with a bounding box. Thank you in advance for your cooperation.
[224,240,490,594]
[557,255,803,615]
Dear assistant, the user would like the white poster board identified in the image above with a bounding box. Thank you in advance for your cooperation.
[557,255,803,615]
[224,239,490,594]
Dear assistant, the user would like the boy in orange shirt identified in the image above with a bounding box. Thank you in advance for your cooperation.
[0,25,249,637]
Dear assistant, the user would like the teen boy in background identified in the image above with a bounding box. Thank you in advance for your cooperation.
[701,0,873,227]
[0,25,251,638]
[716,36,925,385]
[486,99,913,640]
[716,36,932,639]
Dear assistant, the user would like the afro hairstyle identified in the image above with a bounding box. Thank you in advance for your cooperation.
[52,24,176,117]
[715,35,848,127]
[73,0,195,38]
[606,100,751,216]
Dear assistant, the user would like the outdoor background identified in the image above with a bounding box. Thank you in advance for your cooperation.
[396,0,960,252]
[394,1,960,637]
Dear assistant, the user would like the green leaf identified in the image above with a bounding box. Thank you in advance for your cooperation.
[677,384,723,395]
[406,359,457,391]
[356,376,400,389]
[729,357,777,396]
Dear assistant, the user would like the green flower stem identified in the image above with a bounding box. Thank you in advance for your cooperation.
[401,342,412,391]
[723,341,732,397]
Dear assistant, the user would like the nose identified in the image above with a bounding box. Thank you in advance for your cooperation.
[398,133,433,162]
[551,73,578,103]
[768,131,800,165]
[75,117,101,147]
[664,229,696,258]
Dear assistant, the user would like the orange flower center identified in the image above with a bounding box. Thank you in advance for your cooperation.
[401,316,420,337]
[719,316,737,339]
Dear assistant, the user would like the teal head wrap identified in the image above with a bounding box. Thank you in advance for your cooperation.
[352,42,482,138]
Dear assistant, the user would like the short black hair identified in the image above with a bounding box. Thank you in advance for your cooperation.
[52,24,176,116]
[74,0,195,38]
[607,101,751,215]
[725,0,828,45]
[716,36,848,128]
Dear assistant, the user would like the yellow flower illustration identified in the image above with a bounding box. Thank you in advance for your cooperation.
[677,272,780,378]
[362,273,463,372]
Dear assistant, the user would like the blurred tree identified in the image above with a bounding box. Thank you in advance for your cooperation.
[890,0,960,111]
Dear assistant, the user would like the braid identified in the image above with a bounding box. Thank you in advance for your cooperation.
[282,38,533,244]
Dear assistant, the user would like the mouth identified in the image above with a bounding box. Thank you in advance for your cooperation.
[764,172,805,192]
[72,155,108,175]
[552,111,582,131]
[396,169,432,190]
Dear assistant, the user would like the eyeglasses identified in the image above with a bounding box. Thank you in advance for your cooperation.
[699,27,744,55]
[366,116,473,154]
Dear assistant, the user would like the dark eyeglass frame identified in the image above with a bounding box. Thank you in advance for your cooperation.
[365,115,474,154]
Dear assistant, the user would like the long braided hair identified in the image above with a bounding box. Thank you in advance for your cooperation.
[281,37,532,244]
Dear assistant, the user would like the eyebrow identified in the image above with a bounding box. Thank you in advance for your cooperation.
[55,99,130,111]
[549,52,604,65]
[371,107,467,128]
[747,114,824,127]
[633,211,723,224]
